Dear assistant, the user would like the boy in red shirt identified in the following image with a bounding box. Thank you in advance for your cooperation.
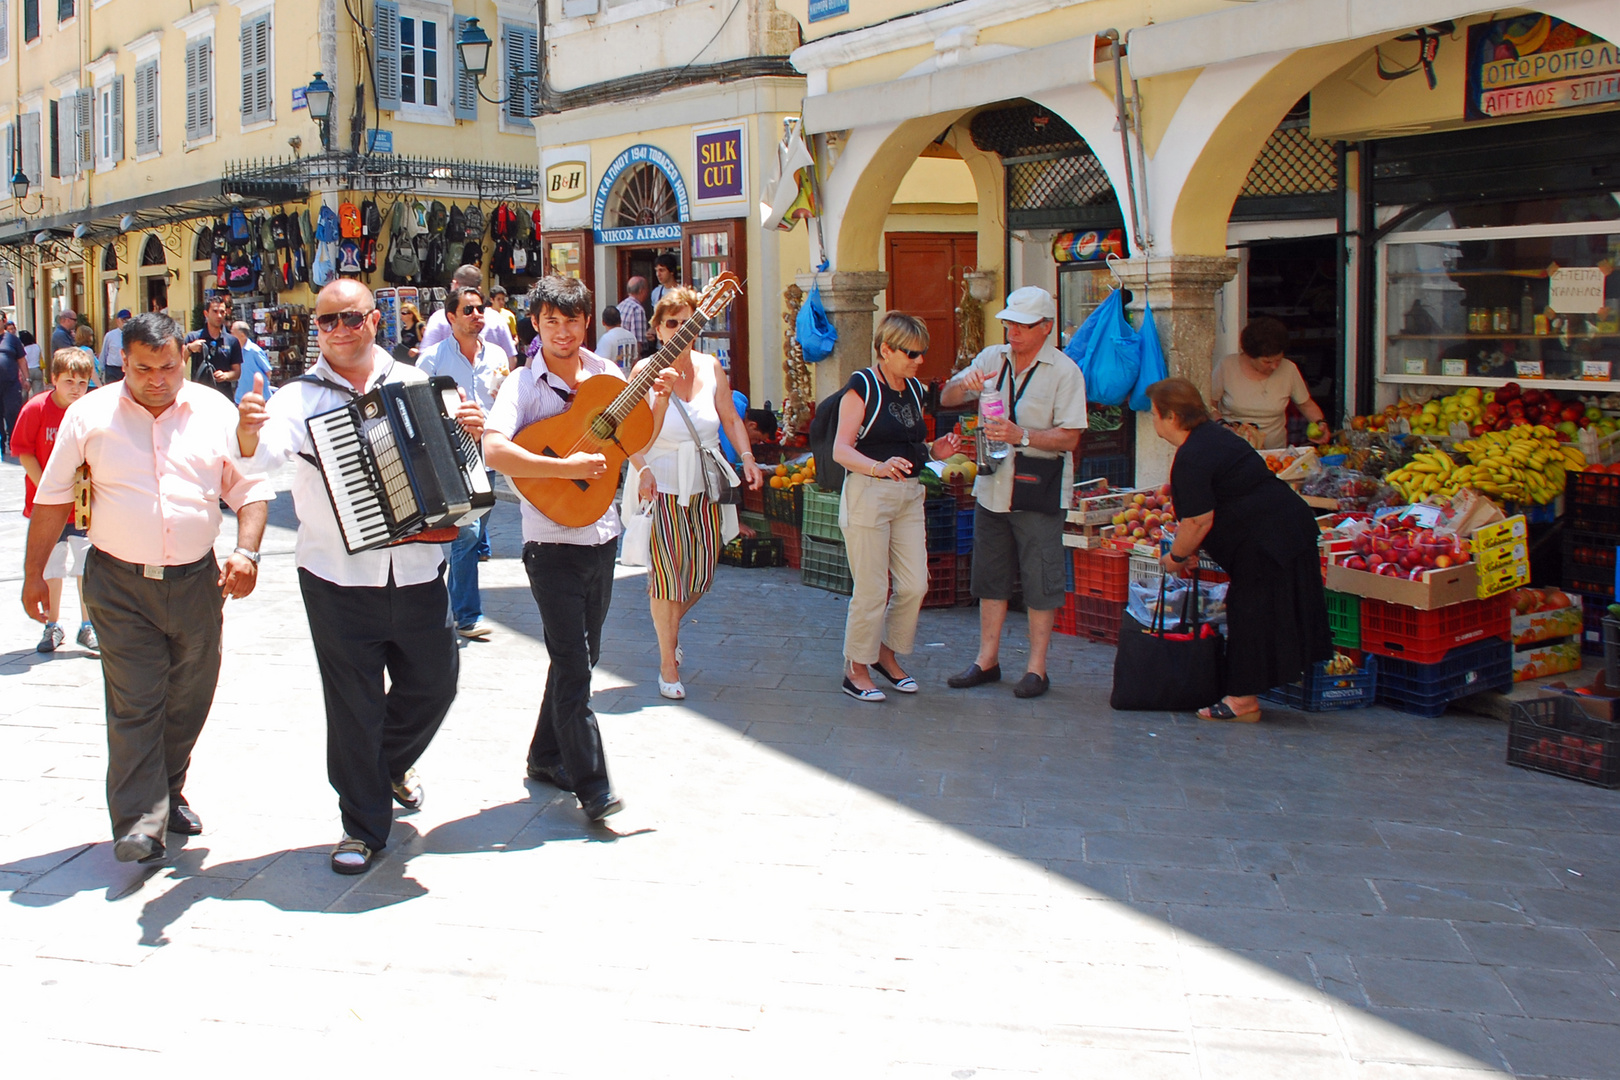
[12,348,96,652]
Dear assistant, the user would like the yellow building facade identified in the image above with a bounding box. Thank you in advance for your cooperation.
[2,0,544,353]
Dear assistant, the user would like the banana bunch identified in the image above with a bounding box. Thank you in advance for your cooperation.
[1324,653,1359,677]
[1449,425,1586,505]
[1384,448,1465,502]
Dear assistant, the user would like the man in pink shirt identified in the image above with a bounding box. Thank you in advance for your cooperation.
[22,313,272,865]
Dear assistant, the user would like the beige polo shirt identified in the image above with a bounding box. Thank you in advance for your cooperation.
[959,343,1088,514]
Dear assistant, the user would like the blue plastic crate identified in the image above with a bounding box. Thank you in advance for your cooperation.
[1375,639,1513,718]
[1263,657,1378,713]
[956,533,975,555]
[1080,453,1133,490]
[956,507,975,537]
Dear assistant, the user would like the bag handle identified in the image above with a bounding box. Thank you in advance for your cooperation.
[1148,566,1205,639]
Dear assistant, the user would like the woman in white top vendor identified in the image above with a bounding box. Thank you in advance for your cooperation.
[1210,317,1329,450]
[628,286,763,702]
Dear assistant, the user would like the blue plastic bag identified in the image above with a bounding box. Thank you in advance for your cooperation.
[796,284,838,364]
[1063,290,1139,406]
[1127,302,1168,413]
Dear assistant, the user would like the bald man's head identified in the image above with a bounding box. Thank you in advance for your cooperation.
[452,264,483,290]
[626,276,648,301]
[315,278,381,370]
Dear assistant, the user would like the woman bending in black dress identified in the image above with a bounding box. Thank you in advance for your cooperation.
[1147,377,1331,721]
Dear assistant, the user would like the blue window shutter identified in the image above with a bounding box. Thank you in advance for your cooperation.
[373,0,401,111]
[452,14,477,121]
[503,23,538,125]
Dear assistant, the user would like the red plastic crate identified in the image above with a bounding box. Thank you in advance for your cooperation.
[922,553,956,608]
[1075,596,1123,644]
[1053,592,1079,635]
[775,523,802,569]
[1568,471,1620,534]
[1358,594,1511,664]
[954,554,974,605]
[1073,548,1130,602]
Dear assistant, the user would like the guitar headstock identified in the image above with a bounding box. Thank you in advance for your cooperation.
[696,272,743,318]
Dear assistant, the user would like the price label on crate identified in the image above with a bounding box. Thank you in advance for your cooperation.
[1583,360,1612,381]
[1514,360,1544,379]
[1441,358,1468,377]
[1404,357,1429,375]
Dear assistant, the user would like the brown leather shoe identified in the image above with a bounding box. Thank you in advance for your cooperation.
[947,663,1001,689]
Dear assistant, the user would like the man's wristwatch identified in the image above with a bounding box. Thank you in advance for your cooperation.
[1019,429,1031,448]
[233,547,261,565]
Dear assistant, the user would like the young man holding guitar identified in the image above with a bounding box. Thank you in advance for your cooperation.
[483,276,678,822]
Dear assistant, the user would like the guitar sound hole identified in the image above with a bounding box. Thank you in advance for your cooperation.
[590,415,616,441]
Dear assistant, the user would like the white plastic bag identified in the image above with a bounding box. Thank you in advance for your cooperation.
[619,500,654,567]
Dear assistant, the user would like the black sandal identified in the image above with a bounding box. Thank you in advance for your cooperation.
[1198,699,1261,723]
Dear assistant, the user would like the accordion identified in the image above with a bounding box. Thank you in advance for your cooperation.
[306,376,495,554]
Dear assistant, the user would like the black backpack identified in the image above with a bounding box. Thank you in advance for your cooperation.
[808,368,923,493]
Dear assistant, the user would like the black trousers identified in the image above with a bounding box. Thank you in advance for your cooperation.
[0,383,21,449]
[522,540,616,801]
[82,548,223,843]
[298,568,458,850]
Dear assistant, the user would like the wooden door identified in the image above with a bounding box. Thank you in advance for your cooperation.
[885,232,977,384]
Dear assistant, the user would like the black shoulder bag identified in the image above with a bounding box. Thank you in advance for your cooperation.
[999,358,1064,513]
[1109,569,1226,711]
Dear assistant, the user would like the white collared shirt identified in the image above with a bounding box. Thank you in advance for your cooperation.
[485,348,623,546]
[418,334,505,411]
[960,343,1088,514]
[237,346,448,588]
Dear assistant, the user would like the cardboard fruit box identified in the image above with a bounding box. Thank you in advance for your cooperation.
[1514,639,1583,682]
[1324,560,1481,611]
[1513,591,1586,645]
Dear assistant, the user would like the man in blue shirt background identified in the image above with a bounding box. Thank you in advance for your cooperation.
[231,322,276,405]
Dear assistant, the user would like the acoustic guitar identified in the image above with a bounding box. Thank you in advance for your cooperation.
[511,272,743,528]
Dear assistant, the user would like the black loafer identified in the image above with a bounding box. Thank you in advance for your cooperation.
[581,791,624,822]
[526,761,575,792]
[113,833,166,864]
[1013,672,1051,699]
[947,663,1002,689]
[167,799,203,836]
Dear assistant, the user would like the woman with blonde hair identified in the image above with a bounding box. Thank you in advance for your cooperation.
[393,302,423,364]
[628,286,763,700]
[73,325,101,385]
[833,313,962,701]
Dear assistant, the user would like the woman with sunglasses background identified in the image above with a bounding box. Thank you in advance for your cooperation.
[626,286,763,700]
[833,313,962,702]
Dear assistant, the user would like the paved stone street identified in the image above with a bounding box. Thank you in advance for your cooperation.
[2,456,1618,1078]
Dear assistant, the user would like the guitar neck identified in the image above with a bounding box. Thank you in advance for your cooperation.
[605,314,710,423]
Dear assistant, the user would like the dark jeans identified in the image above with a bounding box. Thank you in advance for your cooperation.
[81,548,223,842]
[0,383,21,450]
[522,540,616,800]
[298,568,458,850]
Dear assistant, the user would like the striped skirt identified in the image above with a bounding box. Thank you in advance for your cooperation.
[648,491,723,602]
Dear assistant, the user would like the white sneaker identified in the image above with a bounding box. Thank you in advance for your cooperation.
[457,621,492,640]
[76,623,99,652]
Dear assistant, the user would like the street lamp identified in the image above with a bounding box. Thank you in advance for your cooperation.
[455,18,537,109]
[10,166,27,201]
[305,72,335,149]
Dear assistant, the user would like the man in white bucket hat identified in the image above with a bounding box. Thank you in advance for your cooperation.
[939,286,1087,699]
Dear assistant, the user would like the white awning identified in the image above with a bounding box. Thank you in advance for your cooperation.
[801,35,1096,134]
[1125,0,1606,78]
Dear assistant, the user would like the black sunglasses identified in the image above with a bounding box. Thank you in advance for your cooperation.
[661,318,684,329]
[315,310,372,332]
[461,304,486,316]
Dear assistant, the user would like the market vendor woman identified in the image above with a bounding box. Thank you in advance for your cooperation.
[1211,317,1328,449]
[1148,377,1332,722]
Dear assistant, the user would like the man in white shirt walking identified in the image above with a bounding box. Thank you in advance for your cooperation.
[419,285,504,639]
[420,264,519,367]
[99,309,130,383]
[593,305,638,372]
[235,279,486,875]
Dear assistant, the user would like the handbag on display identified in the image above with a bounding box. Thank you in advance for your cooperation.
[673,397,743,505]
[1109,569,1226,712]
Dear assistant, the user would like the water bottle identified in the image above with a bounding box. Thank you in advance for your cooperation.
[979,396,1009,473]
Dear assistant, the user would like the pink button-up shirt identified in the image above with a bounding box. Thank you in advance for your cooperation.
[34,379,273,566]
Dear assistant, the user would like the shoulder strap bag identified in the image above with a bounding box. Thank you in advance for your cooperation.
[672,394,743,505]
[1109,569,1226,711]
[998,358,1064,513]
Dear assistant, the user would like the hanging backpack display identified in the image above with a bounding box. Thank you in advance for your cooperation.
[229,207,252,243]
[361,199,382,238]
[1062,289,1140,407]
[338,239,363,274]
[464,205,485,241]
[446,205,466,244]
[795,284,838,364]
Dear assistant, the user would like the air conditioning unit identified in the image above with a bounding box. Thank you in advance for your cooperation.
[561,0,598,17]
